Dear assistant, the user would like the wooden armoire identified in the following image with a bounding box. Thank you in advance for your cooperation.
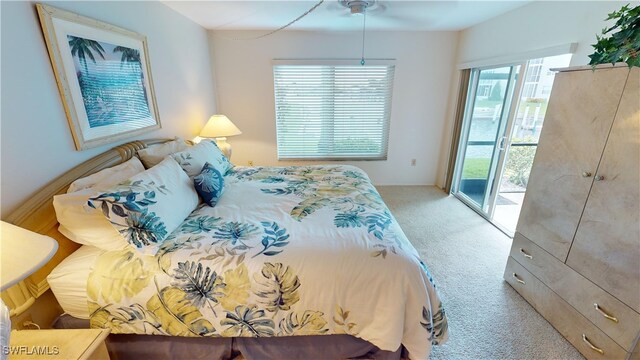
[504,64,639,359]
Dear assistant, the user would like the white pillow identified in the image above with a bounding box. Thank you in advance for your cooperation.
[88,157,198,255]
[55,188,128,251]
[171,140,232,177]
[55,158,146,250]
[138,138,188,168]
[67,157,145,193]
[47,245,105,319]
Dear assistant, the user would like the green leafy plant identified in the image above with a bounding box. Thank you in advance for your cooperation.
[589,3,640,68]
[504,137,537,188]
[489,82,503,101]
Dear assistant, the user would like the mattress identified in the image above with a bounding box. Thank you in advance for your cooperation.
[47,245,104,319]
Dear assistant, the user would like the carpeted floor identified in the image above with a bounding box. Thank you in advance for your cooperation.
[376,186,583,360]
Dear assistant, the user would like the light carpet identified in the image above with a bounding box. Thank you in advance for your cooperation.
[376,186,583,360]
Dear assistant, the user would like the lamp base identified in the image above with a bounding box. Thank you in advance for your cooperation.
[214,137,232,159]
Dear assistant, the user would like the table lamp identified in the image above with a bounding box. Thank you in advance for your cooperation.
[199,115,242,159]
[1,221,58,359]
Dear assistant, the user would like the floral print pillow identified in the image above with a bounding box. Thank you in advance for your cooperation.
[172,140,232,177]
[193,162,225,207]
[88,157,199,255]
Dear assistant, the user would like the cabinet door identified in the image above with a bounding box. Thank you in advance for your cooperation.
[567,67,640,313]
[517,67,629,260]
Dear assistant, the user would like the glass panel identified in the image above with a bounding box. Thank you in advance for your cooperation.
[511,53,572,144]
[494,54,572,233]
[458,66,513,208]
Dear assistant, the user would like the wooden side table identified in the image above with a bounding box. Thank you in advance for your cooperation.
[8,329,109,359]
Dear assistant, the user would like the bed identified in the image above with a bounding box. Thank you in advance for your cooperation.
[7,139,448,359]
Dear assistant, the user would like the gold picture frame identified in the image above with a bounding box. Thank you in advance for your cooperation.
[37,4,161,150]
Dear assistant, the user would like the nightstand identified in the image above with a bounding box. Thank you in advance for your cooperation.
[8,328,110,359]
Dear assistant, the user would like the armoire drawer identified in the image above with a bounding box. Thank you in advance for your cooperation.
[511,232,640,351]
[505,258,628,359]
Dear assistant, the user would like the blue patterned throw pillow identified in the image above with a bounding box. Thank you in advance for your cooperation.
[194,162,225,207]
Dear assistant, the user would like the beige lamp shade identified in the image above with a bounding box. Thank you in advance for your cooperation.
[0,221,58,291]
[199,115,242,138]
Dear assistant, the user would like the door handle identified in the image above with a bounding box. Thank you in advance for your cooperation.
[498,136,507,151]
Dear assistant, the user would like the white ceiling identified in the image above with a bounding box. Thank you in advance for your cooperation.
[163,1,532,31]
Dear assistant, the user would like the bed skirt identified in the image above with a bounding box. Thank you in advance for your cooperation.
[53,314,405,359]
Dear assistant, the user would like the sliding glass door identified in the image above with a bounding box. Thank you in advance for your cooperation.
[452,54,572,234]
[453,65,520,214]
[492,54,572,232]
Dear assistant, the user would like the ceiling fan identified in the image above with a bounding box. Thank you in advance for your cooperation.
[328,0,418,23]
[331,0,388,65]
[336,0,385,15]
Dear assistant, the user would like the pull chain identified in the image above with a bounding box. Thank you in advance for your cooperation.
[360,10,367,65]
[213,0,324,41]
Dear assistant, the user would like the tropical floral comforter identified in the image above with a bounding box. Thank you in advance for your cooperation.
[88,165,448,359]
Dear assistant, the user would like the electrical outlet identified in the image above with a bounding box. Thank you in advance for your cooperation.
[411,159,416,166]
[248,161,254,166]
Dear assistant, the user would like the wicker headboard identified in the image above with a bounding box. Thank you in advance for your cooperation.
[3,138,174,298]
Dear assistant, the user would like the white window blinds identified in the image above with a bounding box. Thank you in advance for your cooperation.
[273,64,395,160]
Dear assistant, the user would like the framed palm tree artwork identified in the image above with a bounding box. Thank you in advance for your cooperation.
[36,4,161,150]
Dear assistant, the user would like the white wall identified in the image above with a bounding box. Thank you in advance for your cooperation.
[457,1,627,68]
[1,1,216,215]
[209,30,458,186]
[435,1,626,187]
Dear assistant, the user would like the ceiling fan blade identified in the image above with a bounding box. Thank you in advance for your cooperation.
[365,3,386,15]
[325,2,346,12]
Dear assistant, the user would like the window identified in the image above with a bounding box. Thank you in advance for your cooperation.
[522,83,537,98]
[477,83,492,97]
[522,60,543,98]
[273,64,395,160]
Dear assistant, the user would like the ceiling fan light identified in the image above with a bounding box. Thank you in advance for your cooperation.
[340,0,376,15]
[351,5,365,15]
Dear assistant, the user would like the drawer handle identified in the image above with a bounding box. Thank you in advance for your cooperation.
[512,273,525,285]
[582,334,604,355]
[594,303,618,323]
[519,248,533,259]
